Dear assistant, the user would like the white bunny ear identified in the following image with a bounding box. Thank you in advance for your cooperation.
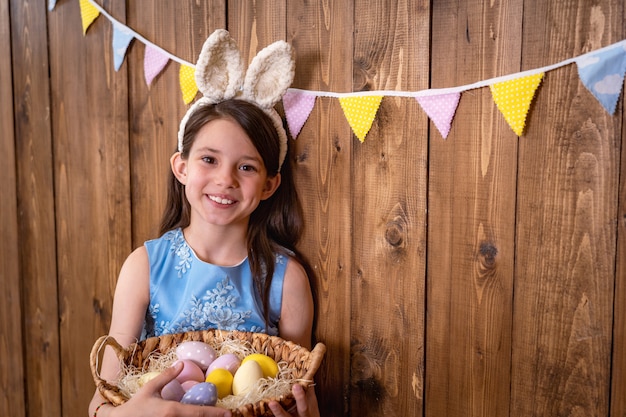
[195,29,244,102]
[242,40,295,109]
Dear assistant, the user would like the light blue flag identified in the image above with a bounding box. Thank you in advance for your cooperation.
[576,41,626,114]
[112,22,135,71]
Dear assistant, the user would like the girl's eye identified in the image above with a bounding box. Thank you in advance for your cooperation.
[201,156,216,164]
[240,164,258,172]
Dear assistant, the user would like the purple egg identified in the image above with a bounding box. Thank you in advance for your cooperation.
[180,382,218,406]
[161,379,185,402]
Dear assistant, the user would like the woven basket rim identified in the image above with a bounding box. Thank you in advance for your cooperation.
[90,329,326,417]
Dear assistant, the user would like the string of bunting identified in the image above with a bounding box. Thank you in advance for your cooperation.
[51,0,626,141]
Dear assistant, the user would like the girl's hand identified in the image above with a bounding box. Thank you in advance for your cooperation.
[268,384,320,417]
[107,362,232,417]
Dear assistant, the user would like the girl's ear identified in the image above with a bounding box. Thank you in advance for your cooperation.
[170,152,188,185]
[261,173,281,200]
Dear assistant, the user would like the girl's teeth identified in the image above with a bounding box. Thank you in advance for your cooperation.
[210,196,234,204]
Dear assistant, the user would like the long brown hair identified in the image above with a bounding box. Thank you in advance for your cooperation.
[160,99,311,327]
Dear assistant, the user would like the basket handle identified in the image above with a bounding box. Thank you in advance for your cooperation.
[89,335,129,405]
[301,342,327,383]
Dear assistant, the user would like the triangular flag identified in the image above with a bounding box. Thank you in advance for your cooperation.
[180,65,198,104]
[283,90,316,139]
[143,45,170,86]
[416,92,461,139]
[112,23,134,72]
[576,42,626,114]
[79,0,100,35]
[48,0,57,11]
[338,96,383,142]
[490,73,543,136]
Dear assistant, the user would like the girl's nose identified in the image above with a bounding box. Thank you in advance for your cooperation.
[215,165,238,187]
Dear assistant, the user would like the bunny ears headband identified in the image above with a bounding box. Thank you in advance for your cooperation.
[177,29,295,170]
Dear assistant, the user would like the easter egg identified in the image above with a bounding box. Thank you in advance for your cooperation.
[205,368,234,399]
[174,359,205,384]
[206,353,241,375]
[161,379,185,402]
[241,353,279,378]
[138,371,160,387]
[232,359,263,395]
[181,380,199,391]
[175,341,217,371]
[180,382,218,406]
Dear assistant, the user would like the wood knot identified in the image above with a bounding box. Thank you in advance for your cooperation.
[478,241,498,267]
[385,222,404,247]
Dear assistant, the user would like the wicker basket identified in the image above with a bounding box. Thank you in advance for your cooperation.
[90,329,326,417]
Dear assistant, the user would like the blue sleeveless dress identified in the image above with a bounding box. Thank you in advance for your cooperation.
[142,228,287,339]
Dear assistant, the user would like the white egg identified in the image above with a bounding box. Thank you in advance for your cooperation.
[232,360,263,395]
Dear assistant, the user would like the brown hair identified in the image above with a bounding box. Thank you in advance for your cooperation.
[160,99,312,327]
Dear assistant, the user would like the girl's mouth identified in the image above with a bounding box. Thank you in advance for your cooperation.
[209,195,235,205]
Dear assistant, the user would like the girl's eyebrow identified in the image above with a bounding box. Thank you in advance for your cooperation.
[195,146,263,164]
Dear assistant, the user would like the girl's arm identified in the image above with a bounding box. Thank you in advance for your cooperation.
[278,258,314,349]
[87,247,232,417]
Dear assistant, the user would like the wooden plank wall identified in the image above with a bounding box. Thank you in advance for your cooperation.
[1,1,624,416]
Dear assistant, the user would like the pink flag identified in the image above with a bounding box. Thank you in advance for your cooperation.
[283,90,316,139]
[416,93,461,139]
[144,45,170,86]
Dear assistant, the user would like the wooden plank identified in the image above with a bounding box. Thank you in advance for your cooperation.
[511,1,622,416]
[426,0,522,416]
[286,1,354,415]
[349,1,429,416]
[47,1,131,415]
[0,1,25,416]
[613,94,626,417]
[228,0,285,58]
[128,1,225,246]
[10,1,60,416]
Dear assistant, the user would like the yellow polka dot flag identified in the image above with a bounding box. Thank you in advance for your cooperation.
[179,65,198,105]
[489,73,544,136]
[339,96,383,142]
[79,0,100,35]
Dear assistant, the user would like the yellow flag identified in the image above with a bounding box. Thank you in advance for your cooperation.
[339,96,383,142]
[490,73,544,136]
[179,65,198,104]
[79,0,100,35]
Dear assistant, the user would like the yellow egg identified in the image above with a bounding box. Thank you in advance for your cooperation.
[232,360,263,395]
[138,371,160,387]
[205,368,233,399]
[241,353,279,378]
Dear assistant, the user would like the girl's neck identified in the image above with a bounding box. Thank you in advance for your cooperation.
[182,223,248,266]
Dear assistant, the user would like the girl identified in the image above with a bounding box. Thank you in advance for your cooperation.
[88,99,319,417]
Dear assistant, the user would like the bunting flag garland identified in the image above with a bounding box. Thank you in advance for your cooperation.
[179,65,198,104]
[339,96,383,142]
[282,90,317,138]
[416,93,461,139]
[79,0,99,34]
[54,0,626,142]
[144,45,170,86]
[112,22,134,71]
[576,42,626,114]
[489,73,544,136]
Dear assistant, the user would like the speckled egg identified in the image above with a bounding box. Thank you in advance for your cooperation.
[180,382,218,406]
[175,341,218,371]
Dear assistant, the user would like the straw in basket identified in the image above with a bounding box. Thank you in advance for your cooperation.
[90,329,326,417]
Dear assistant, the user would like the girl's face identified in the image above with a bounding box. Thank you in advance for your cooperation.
[171,118,281,229]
